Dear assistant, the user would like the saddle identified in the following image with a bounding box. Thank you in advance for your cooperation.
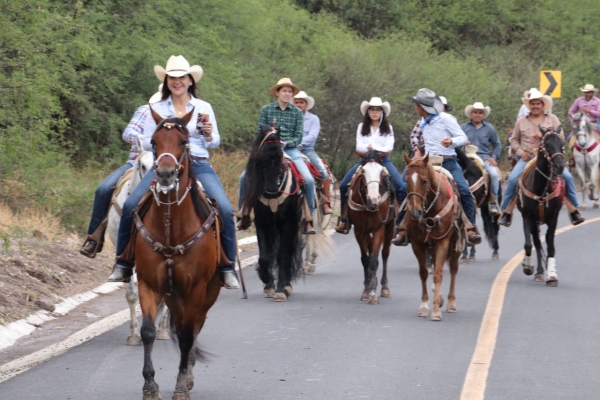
[429,155,455,183]
[465,145,487,177]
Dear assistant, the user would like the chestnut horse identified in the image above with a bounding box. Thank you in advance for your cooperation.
[135,109,222,400]
[347,150,395,304]
[404,153,465,321]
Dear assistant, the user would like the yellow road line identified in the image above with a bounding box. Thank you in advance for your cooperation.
[460,217,600,400]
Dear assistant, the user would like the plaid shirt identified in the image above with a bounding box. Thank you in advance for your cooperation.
[122,105,149,164]
[256,101,303,148]
[410,118,424,152]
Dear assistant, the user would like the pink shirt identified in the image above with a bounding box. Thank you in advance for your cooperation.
[568,96,600,123]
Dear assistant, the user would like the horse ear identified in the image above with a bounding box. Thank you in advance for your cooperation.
[403,152,411,165]
[423,153,429,164]
[182,107,195,125]
[135,133,143,151]
[150,106,163,125]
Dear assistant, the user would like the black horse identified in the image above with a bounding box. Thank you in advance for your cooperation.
[455,147,501,261]
[242,125,304,301]
[516,128,564,286]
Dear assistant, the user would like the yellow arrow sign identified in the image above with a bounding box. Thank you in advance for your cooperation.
[540,70,561,98]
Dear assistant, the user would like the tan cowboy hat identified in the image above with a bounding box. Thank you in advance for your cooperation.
[523,88,553,113]
[407,88,444,114]
[269,78,300,97]
[154,55,203,83]
[149,84,163,104]
[580,83,599,93]
[464,102,491,119]
[294,91,315,110]
[360,97,391,117]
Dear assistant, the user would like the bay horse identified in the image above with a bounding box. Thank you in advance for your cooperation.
[242,125,319,301]
[455,147,501,262]
[347,150,395,305]
[570,112,600,209]
[135,108,223,400]
[516,127,565,286]
[105,135,169,346]
[404,153,465,321]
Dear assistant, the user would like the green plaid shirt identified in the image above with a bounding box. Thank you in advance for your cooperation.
[256,101,304,148]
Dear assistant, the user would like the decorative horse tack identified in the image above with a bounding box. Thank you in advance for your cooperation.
[258,167,293,212]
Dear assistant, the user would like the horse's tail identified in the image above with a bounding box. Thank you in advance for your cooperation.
[305,201,334,263]
[480,184,501,249]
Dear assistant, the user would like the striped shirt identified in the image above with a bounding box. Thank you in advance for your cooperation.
[256,101,303,148]
[122,105,150,164]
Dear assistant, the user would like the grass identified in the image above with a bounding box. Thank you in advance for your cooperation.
[0,202,66,241]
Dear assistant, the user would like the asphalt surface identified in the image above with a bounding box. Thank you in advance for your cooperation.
[1,209,600,400]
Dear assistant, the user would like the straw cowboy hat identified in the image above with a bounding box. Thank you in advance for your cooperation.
[523,88,553,113]
[294,91,315,110]
[464,102,491,119]
[149,84,163,104]
[439,96,453,112]
[269,78,300,97]
[154,55,203,83]
[360,97,391,117]
[407,88,444,114]
[580,83,599,93]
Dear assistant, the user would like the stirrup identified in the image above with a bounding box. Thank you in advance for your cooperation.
[334,218,350,234]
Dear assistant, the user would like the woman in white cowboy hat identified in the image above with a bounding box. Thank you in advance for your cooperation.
[335,97,406,234]
[293,90,333,215]
[461,101,502,215]
[106,55,240,289]
[79,85,163,259]
[499,88,584,227]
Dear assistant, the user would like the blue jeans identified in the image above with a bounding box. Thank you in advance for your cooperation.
[301,148,328,179]
[339,156,406,218]
[484,160,500,201]
[501,158,579,210]
[238,147,316,216]
[443,158,476,225]
[116,160,236,268]
[87,163,132,235]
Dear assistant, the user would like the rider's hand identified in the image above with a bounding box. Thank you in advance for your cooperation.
[533,131,542,139]
[202,122,213,135]
[582,107,591,114]
[204,134,213,142]
[487,158,498,167]
[367,144,373,150]
[441,138,452,148]
[521,152,531,161]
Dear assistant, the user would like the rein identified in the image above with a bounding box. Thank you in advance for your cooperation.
[347,165,394,224]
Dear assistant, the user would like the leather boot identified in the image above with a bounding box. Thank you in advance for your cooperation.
[391,217,409,246]
[334,218,350,234]
[303,220,316,235]
[488,202,501,217]
[320,176,333,215]
[107,261,134,283]
[220,269,240,289]
[498,212,512,227]
[80,237,99,258]
[569,210,585,226]
[466,226,482,246]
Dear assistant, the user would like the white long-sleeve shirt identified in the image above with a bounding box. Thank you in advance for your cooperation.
[422,112,467,156]
[355,123,395,153]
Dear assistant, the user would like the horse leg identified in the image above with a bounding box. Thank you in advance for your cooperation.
[521,219,535,276]
[545,219,559,287]
[354,227,371,301]
[447,247,460,313]
[125,279,141,345]
[366,229,385,305]
[576,161,587,209]
[531,223,545,282]
[156,302,171,340]
[431,240,449,321]
[414,243,430,317]
[426,248,434,274]
[591,160,600,206]
[256,228,275,298]
[469,245,476,262]
[461,242,469,264]
[274,220,302,302]
[138,281,162,400]
[380,223,393,298]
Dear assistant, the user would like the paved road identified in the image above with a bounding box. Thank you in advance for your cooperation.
[1,209,600,399]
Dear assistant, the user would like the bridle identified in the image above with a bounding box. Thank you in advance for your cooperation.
[347,160,394,223]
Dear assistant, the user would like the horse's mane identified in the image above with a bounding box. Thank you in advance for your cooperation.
[242,125,286,211]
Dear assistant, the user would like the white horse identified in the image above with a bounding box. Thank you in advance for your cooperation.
[571,112,600,209]
[106,135,170,345]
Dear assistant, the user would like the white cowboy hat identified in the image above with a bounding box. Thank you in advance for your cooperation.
[439,96,453,112]
[523,88,553,113]
[580,83,599,93]
[149,84,163,104]
[294,91,315,110]
[360,97,391,117]
[269,78,300,97]
[464,102,491,119]
[154,55,203,83]
[407,88,444,114]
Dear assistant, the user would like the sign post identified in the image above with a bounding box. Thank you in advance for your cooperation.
[540,70,562,98]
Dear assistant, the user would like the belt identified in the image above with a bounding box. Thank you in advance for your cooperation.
[441,155,455,159]
[190,155,208,161]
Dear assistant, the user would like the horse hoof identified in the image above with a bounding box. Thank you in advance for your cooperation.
[427,267,433,274]
[272,292,287,302]
[305,262,316,274]
[187,376,194,390]
[368,294,379,305]
[446,304,457,313]
[360,292,369,301]
[284,285,293,296]
[172,392,190,400]
[594,203,599,209]
[380,289,391,298]
[156,329,171,340]
[522,265,534,276]
[143,385,162,400]
[469,256,476,262]
[460,257,469,264]
[533,274,544,282]
[263,288,275,298]
[431,311,442,321]
[491,253,499,260]
[418,306,429,318]
[546,278,558,287]
[126,334,142,346]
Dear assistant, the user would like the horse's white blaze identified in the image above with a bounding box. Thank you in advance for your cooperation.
[362,162,384,205]
[412,172,418,185]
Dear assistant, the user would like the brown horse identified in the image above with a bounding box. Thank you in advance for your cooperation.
[403,153,465,321]
[135,108,222,400]
[347,150,395,304]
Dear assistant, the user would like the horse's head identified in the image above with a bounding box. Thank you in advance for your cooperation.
[149,107,193,192]
[539,127,565,176]
[404,152,435,221]
[359,150,387,210]
[130,134,155,189]
[570,112,593,147]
